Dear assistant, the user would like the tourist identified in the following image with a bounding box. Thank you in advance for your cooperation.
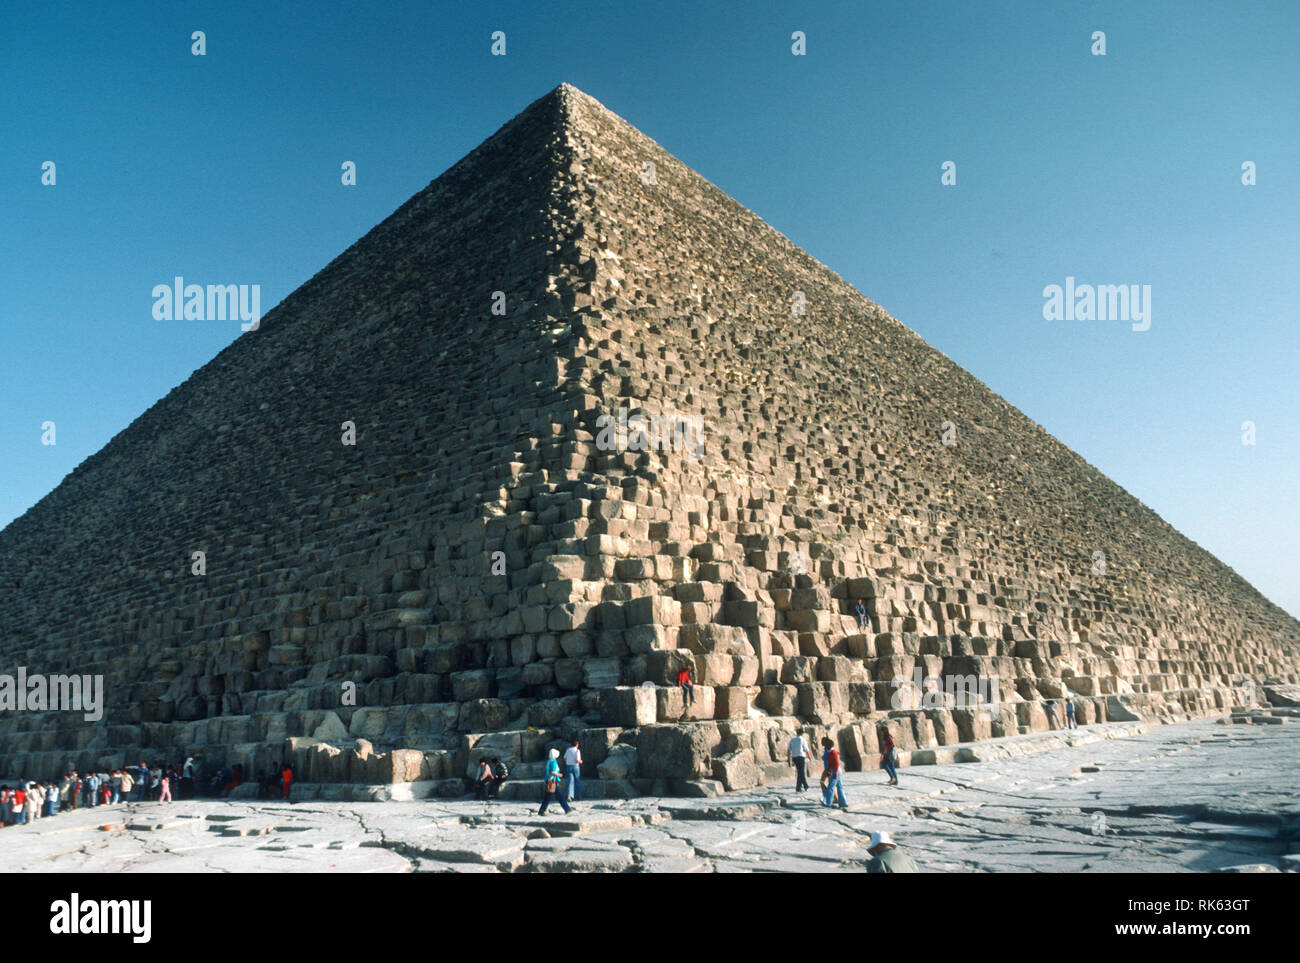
[98,779,112,806]
[110,770,122,803]
[26,782,42,822]
[11,783,27,825]
[1066,698,1078,729]
[181,757,195,799]
[45,780,60,817]
[677,663,695,711]
[854,598,869,630]
[564,738,583,802]
[490,758,509,798]
[158,771,172,803]
[788,729,812,792]
[474,759,495,801]
[1044,700,1059,730]
[821,738,848,810]
[119,767,134,802]
[537,748,572,815]
[866,830,918,872]
[281,763,294,801]
[84,770,100,808]
[878,725,898,785]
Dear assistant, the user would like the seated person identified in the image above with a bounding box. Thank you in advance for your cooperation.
[488,758,509,798]
[473,759,494,801]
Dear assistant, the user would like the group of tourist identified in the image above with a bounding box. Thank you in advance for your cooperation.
[1,761,184,826]
[1,757,295,827]
[472,737,587,817]
[786,723,902,810]
[1044,698,1079,730]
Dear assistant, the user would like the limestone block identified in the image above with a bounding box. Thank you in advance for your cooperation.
[758,684,798,715]
[711,748,760,790]
[732,656,760,686]
[817,656,856,682]
[596,744,637,780]
[603,686,658,727]
[634,723,721,779]
[779,656,817,684]
[695,652,734,686]
[625,624,672,653]
[797,682,847,722]
[714,686,754,719]
[624,594,682,627]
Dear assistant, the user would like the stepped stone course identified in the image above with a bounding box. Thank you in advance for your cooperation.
[2,84,1297,794]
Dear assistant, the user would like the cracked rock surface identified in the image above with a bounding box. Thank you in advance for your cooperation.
[2,718,1294,873]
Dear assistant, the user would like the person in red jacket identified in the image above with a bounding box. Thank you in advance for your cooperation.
[878,725,898,785]
[280,764,293,802]
[821,738,848,810]
[676,664,695,710]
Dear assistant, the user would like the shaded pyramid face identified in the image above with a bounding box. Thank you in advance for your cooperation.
[2,84,1297,790]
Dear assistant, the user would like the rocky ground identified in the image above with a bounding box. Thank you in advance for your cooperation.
[4,716,1296,873]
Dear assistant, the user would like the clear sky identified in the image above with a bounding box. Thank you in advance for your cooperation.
[2,1,1296,617]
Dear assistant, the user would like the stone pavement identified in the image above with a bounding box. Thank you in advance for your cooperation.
[2,717,1295,873]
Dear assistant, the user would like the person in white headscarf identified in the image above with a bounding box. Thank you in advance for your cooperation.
[537,748,572,815]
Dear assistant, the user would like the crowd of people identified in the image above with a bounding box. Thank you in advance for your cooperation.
[0,757,295,826]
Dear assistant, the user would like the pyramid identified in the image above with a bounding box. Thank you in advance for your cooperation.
[2,84,1297,795]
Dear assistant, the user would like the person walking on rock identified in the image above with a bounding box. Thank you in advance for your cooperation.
[1065,698,1078,729]
[821,738,848,810]
[788,730,812,792]
[866,830,918,873]
[564,738,583,802]
[1044,700,1059,730]
[281,763,294,802]
[538,749,572,815]
[878,726,899,785]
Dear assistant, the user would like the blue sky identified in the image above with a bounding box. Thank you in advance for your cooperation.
[2,1,1297,617]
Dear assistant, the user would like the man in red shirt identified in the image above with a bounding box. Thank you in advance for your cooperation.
[677,664,695,712]
[821,738,848,810]
[280,764,293,802]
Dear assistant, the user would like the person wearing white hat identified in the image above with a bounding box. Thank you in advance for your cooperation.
[537,748,572,815]
[866,830,918,873]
